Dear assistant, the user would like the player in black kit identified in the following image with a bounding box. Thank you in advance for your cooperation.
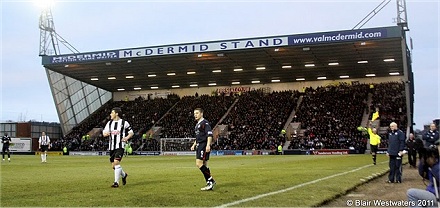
[190,108,216,191]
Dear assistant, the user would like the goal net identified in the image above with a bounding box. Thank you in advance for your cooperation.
[160,138,195,152]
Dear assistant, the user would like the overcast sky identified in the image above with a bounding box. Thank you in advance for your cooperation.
[1,0,438,130]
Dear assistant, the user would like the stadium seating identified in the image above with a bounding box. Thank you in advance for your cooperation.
[216,90,300,150]
[62,96,178,151]
[141,138,160,151]
[59,82,408,152]
[290,83,369,152]
[156,94,236,139]
[369,82,407,129]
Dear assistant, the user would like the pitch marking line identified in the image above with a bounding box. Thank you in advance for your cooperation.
[215,161,387,207]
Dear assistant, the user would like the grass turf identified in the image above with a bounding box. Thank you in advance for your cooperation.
[0,154,389,207]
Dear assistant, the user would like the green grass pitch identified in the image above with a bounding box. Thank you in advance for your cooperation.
[1,154,388,207]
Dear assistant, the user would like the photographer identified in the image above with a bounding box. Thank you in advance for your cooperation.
[407,146,439,207]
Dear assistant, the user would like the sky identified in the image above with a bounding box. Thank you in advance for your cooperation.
[0,0,439,130]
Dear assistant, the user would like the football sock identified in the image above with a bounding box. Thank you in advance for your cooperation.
[207,176,214,182]
[121,168,126,178]
[372,155,376,163]
[114,165,122,183]
[41,154,44,161]
[199,165,211,182]
[207,168,213,181]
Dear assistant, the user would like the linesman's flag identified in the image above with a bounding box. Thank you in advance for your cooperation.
[372,111,380,121]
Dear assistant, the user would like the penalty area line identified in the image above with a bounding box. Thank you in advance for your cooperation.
[215,161,386,208]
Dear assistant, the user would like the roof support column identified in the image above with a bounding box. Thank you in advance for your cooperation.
[400,28,413,137]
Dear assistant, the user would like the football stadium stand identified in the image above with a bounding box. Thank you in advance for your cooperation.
[55,82,407,152]
[39,26,413,154]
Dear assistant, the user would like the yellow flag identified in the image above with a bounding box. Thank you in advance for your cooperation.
[372,111,379,121]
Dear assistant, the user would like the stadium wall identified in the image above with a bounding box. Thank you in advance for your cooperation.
[113,76,403,101]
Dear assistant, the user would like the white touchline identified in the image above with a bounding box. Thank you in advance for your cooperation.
[215,161,387,208]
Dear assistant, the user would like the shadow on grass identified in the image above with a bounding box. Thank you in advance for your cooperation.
[213,181,247,192]
[121,178,170,188]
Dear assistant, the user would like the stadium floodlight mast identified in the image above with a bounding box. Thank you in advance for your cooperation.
[353,0,413,137]
[34,0,54,9]
[37,0,79,56]
[352,0,409,31]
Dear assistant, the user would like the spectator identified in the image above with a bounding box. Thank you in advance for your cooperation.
[407,147,439,207]
[423,123,439,148]
[407,133,417,168]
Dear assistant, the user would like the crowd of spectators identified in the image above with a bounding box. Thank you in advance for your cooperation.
[156,94,235,138]
[56,82,408,152]
[369,82,407,129]
[140,138,160,151]
[161,139,193,151]
[61,95,178,151]
[215,90,300,151]
[289,83,369,152]
[60,101,121,151]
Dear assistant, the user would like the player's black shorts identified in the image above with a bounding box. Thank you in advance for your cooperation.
[196,142,210,161]
[370,145,378,154]
[40,145,49,152]
[110,148,124,163]
[2,145,10,152]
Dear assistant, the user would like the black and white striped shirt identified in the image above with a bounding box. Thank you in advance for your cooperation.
[39,135,50,145]
[103,119,133,150]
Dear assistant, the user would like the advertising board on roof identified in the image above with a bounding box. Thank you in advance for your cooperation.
[42,26,401,65]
